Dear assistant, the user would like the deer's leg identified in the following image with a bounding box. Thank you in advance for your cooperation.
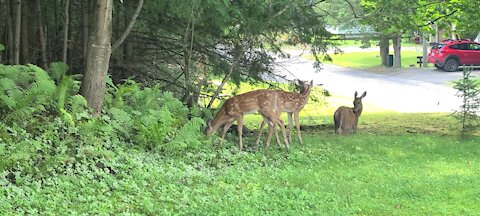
[274,125,281,148]
[288,112,293,144]
[220,119,235,139]
[218,119,235,147]
[254,120,266,145]
[294,111,302,144]
[353,124,357,134]
[236,115,244,151]
[265,111,289,151]
[264,118,275,149]
[261,112,278,149]
[278,118,289,151]
[268,116,280,147]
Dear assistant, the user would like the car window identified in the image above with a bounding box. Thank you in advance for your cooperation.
[470,43,480,50]
[461,43,471,50]
[449,44,461,49]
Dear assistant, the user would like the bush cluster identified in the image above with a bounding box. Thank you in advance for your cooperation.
[0,63,209,213]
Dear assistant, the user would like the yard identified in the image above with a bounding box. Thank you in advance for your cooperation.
[4,83,478,215]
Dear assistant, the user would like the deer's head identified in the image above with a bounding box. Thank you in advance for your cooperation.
[296,79,313,94]
[353,91,367,113]
[204,120,214,137]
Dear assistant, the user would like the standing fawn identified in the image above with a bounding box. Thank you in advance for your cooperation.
[205,90,290,151]
[255,80,313,147]
[334,91,367,135]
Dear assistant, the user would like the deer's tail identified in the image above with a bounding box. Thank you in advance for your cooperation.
[336,113,344,134]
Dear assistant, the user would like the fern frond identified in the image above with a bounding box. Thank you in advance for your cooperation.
[0,78,16,91]
[0,95,16,110]
[56,76,77,110]
[67,95,88,113]
[48,62,69,83]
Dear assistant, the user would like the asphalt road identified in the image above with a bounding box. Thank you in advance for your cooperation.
[271,51,480,113]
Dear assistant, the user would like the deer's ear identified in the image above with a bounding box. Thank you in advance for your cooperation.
[354,91,358,98]
[361,91,367,98]
[297,79,304,85]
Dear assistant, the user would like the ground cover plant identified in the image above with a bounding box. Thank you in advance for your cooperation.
[1,64,479,215]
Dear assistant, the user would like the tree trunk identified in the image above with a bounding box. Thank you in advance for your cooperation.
[119,37,132,82]
[20,1,29,64]
[6,0,14,64]
[183,49,192,107]
[379,35,389,66]
[422,33,428,68]
[62,0,70,63]
[13,0,21,64]
[82,0,90,66]
[392,34,401,68]
[80,0,113,116]
[35,0,47,69]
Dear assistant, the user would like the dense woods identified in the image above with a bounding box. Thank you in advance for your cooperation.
[1,0,334,114]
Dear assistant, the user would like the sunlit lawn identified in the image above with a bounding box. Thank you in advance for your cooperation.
[204,92,479,215]
[192,71,480,215]
[305,50,424,69]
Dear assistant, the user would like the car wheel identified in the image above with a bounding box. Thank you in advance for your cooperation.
[434,64,444,69]
[443,59,459,72]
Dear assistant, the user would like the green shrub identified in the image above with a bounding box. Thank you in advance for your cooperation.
[0,63,206,190]
[106,79,205,152]
[453,66,480,136]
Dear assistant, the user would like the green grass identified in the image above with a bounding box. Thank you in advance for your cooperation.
[4,111,478,215]
[3,80,479,214]
[307,50,424,69]
[324,39,421,48]
[4,118,479,214]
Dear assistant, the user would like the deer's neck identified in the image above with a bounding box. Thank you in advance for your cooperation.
[210,105,229,132]
[300,85,312,104]
[354,105,363,117]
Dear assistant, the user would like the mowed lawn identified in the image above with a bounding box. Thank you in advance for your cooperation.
[205,131,479,215]
[160,110,480,215]
[194,95,480,215]
[306,50,424,69]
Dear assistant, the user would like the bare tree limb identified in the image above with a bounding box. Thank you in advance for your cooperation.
[112,0,144,51]
[344,0,360,18]
[417,10,458,27]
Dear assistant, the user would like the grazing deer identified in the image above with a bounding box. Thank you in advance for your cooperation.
[205,90,290,151]
[334,91,367,135]
[255,80,313,146]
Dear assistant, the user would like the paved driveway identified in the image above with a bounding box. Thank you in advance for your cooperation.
[271,51,480,113]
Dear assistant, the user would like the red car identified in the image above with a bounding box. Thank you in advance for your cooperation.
[428,39,480,72]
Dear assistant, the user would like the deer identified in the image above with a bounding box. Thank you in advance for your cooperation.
[205,90,290,151]
[255,80,313,147]
[333,91,367,135]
